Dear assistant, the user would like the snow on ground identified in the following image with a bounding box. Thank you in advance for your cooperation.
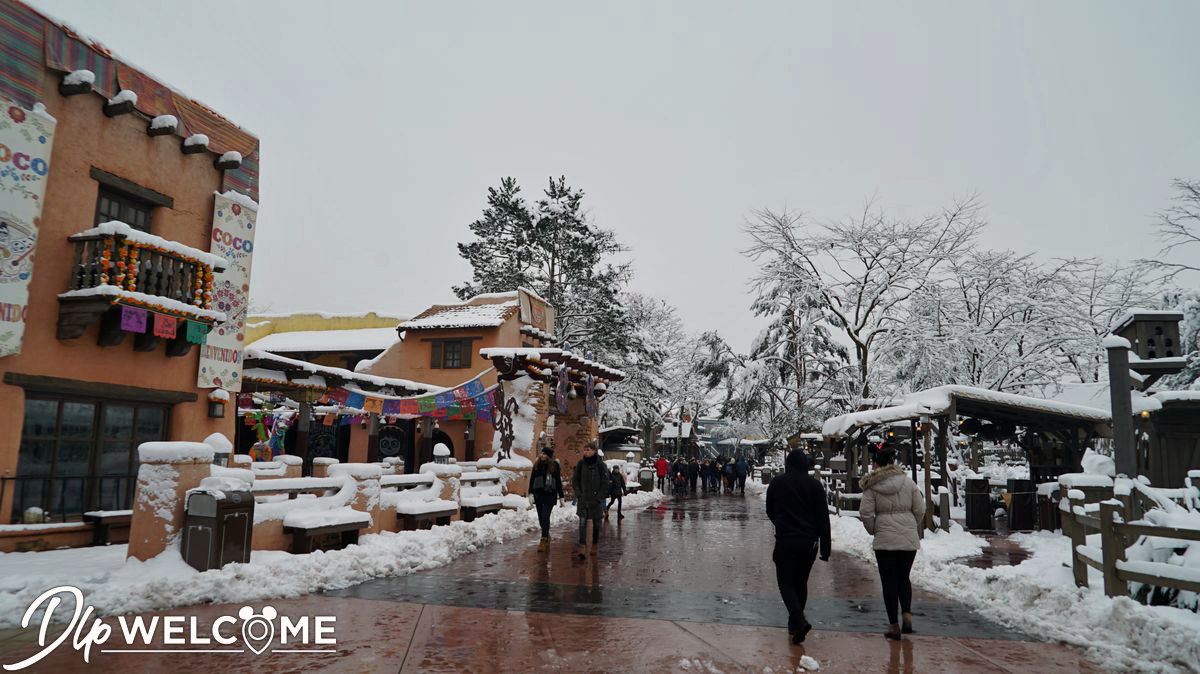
[0,490,663,628]
[829,515,1200,672]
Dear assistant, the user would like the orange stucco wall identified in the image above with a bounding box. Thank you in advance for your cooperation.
[0,69,241,511]
[364,316,524,461]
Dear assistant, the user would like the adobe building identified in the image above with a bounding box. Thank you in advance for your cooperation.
[0,0,261,542]
[361,290,557,468]
[245,311,406,371]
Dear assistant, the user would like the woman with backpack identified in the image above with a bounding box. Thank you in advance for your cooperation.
[530,447,565,551]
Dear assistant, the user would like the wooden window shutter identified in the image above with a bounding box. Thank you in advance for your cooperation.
[431,340,442,368]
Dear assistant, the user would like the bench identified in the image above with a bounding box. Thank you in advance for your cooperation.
[281,508,369,554]
[380,474,458,530]
[83,509,132,546]
[459,470,507,522]
[251,476,342,500]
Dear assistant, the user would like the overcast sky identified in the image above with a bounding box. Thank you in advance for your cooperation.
[35,0,1200,351]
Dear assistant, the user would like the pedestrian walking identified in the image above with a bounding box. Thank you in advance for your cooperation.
[655,455,669,492]
[700,459,713,493]
[573,442,610,558]
[859,447,925,640]
[530,447,565,551]
[735,455,750,495]
[686,458,700,494]
[723,459,736,494]
[765,450,831,645]
[605,464,626,520]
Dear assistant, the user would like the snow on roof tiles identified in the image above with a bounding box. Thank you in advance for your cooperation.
[247,327,399,353]
[399,302,518,330]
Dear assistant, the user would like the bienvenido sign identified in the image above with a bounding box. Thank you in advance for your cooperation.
[196,192,258,391]
[0,98,56,358]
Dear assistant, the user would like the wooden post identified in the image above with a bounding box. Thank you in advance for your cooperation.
[1068,493,1088,588]
[909,419,918,485]
[1099,501,1127,598]
[939,490,951,532]
[366,414,381,463]
[922,416,934,531]
[297,399,312,477]
[465,420,476,462]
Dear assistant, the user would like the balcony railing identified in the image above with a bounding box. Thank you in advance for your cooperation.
[57,221,226,348]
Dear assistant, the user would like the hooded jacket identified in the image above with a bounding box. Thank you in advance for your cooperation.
[859,464,925,551]
[572,455,610,520]
[655,457,669,477]
[765,451,831,558]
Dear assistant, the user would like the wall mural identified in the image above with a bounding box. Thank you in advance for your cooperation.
[0,98,55,357]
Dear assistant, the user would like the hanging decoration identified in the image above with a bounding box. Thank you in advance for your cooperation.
[555,364,569,414]
[585,373,597,418]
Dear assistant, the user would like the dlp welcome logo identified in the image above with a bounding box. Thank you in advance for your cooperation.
[3,586,336,670]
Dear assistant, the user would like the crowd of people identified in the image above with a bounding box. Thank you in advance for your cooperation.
[653,453,754,496]
[533,440,926,644]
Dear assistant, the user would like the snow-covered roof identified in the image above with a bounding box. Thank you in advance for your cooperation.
[1153,390,1200,404]
[599,426,640,435]
[399,302,518,330]
[660,422,693,439]
[1111,308,1185,333]
[247,327,399,354]
[1046,382,1162,417]
[242,348,439,394]
[822,384,1126,438]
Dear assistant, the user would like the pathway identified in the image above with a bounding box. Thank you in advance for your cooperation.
[0,491,1098,672]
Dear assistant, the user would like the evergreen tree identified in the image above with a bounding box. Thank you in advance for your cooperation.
[455,176,632,356]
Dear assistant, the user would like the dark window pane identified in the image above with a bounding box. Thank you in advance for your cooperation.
[17,438,54,476]
[135,407,165,442]
[103,405,134,441]
[60,402,95,439]
[100,440,133,475]
[55,440,91,476]
[13,478,48,521]
[22,399,58,438]
[95,476,133,511]
[95,187,153,233]
[443,340,463,368]
[50,477,87,518]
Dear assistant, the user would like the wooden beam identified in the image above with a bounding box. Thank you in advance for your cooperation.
[89,167,174,208]
[3,372,197,404]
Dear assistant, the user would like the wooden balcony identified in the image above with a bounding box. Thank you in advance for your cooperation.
[57,222,227,356]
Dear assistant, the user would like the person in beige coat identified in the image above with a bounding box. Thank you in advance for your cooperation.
[859,447,925,640]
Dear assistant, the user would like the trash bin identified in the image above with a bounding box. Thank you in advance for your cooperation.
[1035,482,1060,531]
[761,468,775,485]
[1007,478,1036,531]
[964,478,993,531]
[181,487,254,571]
[639,468,655,493]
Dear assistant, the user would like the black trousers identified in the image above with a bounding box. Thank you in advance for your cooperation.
[578,516,600,544]
[534,497,555,538]
[688,477,698,493]
[874,549,917,624]
[605,494,622,515]
[773,540,818,631]
[657,476,666,491]
[737,475,747,493]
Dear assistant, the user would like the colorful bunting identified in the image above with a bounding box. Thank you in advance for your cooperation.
[418,397,436,414]
[362,397,384,415]
[153,313,177,339]
[185,320,209,345]
[120,306,147,333]
[344,392,365,409]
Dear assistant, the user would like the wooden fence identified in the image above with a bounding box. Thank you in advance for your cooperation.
[1062,487,1200,599]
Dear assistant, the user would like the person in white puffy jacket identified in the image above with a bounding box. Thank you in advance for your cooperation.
[859,447,925,640]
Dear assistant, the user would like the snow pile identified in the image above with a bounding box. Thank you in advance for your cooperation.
[183,133,209,147]
[830,514,1200,671]
[0,490,664,627]
[219,150,242,164]
[63,69,95,86]
[203,432,233,454]
[71,221,228,270]
[433,443,450,458]
[138,442,214,463]
[420,462,463,478]
[400,302,516,330]
[149,114,177,130]
[107,89,137,105]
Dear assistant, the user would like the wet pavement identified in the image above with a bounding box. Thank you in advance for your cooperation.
[0,491,1097,672]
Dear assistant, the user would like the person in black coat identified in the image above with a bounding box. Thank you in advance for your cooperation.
[604,464,626,519]
[530,447,565,551]
[765,450,831,645]
[686,458,700,494]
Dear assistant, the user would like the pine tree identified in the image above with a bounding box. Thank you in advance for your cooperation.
[455,176,632,357]
[453,178,534,300]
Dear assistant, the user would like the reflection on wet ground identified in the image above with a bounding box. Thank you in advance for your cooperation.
[0,491,1096,673]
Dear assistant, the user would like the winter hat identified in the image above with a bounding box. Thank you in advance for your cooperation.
[541,447,555,458]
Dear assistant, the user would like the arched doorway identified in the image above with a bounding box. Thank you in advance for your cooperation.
[431,429,454,460]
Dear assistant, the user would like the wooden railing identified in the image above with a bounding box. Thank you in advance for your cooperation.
[68,233,213,309]
[1063,487,1200,598]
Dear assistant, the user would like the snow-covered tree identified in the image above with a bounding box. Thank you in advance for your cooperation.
[455,176,632,356]
[743,198,984,399]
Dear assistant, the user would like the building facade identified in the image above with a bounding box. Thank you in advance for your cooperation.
[0,0,260,531]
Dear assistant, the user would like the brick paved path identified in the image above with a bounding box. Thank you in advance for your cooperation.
[0,492,1097,672]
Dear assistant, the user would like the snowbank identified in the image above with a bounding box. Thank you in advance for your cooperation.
[0,490,663,627]
[829,513,1200,672]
